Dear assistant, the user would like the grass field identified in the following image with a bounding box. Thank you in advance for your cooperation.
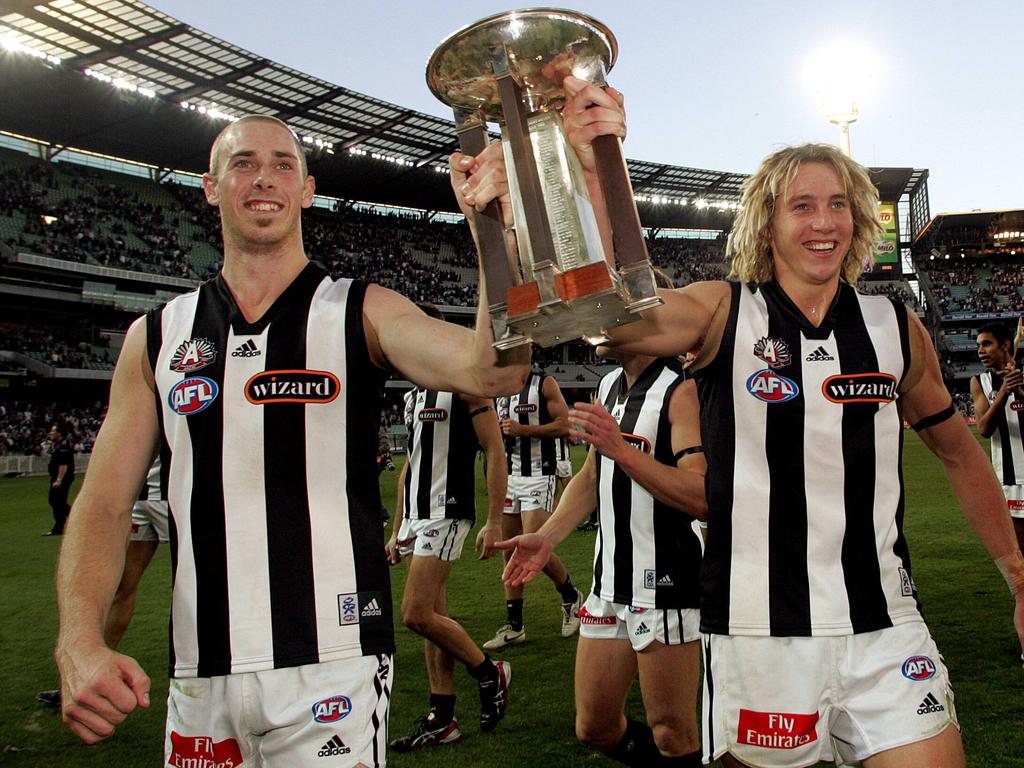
[1,431,1022,767]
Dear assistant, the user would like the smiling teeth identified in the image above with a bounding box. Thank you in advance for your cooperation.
[809,242,834,251]
[248,202,281,211]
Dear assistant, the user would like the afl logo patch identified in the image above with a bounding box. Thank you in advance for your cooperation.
[621,433,652,453]
[245,370,339,404]
[822,373,897,404]
[419,408,449,422]
[169,338,216,373]
[513,403,537,414]
[746,369,799,403]
[312,694,352,723]
[169,376,219,415]
[902,655,937,681]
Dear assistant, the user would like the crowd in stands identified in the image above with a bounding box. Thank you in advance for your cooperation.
[648,238,727,284]
[858,281,919,310]
[920,256,1024,315]
[953,391,975,418]
[0,400,105,456]
[2,161,195,278]
[0,324,115,369]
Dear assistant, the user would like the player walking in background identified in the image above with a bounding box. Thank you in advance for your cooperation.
[972,322,1024,645]
[499,270,707,766]
[386,304,511,750]
[485,367,582,650]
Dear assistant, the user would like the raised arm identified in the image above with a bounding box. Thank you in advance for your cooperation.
[55,316,158,743]
[363,142,529,397]
[901,311,1024,651]
[465,395,507,559]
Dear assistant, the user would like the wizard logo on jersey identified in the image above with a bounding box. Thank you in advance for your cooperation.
[169,337,217,373]
[753,336,792,369]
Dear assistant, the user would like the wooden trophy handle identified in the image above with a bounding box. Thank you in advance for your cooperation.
[455,111,517,306]
[591,133,650,267]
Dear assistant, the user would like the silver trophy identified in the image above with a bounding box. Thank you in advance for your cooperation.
[427,8,662,348]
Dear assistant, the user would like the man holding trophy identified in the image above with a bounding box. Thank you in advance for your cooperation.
[435,8,1024,768]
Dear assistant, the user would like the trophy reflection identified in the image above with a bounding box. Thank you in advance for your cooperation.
[427,8,662,349]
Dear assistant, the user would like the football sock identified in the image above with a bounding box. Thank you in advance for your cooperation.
[506,599,524,631]
[556,573,578,604]
[605,718,661,766]
[657,750,703,766]
[467,655,498,683]
[428,693,456,724]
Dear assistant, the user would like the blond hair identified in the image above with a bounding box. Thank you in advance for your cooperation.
[208,115,308,178]
[726,143,882,284]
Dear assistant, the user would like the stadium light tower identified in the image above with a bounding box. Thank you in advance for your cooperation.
[803,40,879,158]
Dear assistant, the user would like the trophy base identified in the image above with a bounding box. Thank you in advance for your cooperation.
[493,261,663,349]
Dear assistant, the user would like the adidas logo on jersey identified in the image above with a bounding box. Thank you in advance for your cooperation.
[634,622,650,637]
[361,598,382,618]
[657,573,675,587]
[232,339,262,358]
[805,346,835,362]
[917,693,945,715]
[318,734,351,757]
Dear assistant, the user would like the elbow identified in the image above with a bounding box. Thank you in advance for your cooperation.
[480,365,528,397]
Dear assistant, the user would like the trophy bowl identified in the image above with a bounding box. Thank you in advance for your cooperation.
[427,8,617,120]
[428,9,661,349]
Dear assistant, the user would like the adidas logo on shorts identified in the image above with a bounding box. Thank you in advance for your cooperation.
[232,339,261,358]
[318,734,351,757]
[917,692,945,715]
[362,598,382,618]
[805,346,835,362]
[634,622,650,637]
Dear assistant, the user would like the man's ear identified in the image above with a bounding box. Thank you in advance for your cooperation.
[202,173,220,206]
[301,174,316,209]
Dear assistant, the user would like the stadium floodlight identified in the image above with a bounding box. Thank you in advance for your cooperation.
[803,40,881,157]
[1,32,61,65]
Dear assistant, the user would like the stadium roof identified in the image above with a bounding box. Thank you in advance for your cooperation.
[0,0,927,232]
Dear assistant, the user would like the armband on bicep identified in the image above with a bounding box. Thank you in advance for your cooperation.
[673,445,704,463]
[910,403,956,432]
[469,406,494,418]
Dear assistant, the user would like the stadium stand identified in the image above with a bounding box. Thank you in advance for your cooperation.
[913,210,1024,387]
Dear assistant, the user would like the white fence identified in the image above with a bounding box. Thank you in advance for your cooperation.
[0,453,91,477]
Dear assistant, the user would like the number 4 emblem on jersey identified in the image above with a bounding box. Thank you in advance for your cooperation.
[753,337,792,369]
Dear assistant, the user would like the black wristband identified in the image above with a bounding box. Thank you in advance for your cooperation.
[910,403,956,432]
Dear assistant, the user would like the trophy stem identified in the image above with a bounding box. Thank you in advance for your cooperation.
[592,133,651,267]
[453,108,526,346]
[490,44,559,271]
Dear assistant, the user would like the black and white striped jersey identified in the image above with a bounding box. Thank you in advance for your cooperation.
[505,370,557,477]
[695,281,917,637]
[556,436,571,463]
[137,457,163,502]
[979,370,1024,486]
[147,262,394,678]
[402,389,480,521]
[592,359,703,609]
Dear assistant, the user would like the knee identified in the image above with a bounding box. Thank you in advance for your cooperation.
[575,714,621,752]
[400,602,432,636]
[650,716,699,757]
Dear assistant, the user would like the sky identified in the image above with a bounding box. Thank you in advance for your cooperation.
[148,0,1022,216]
